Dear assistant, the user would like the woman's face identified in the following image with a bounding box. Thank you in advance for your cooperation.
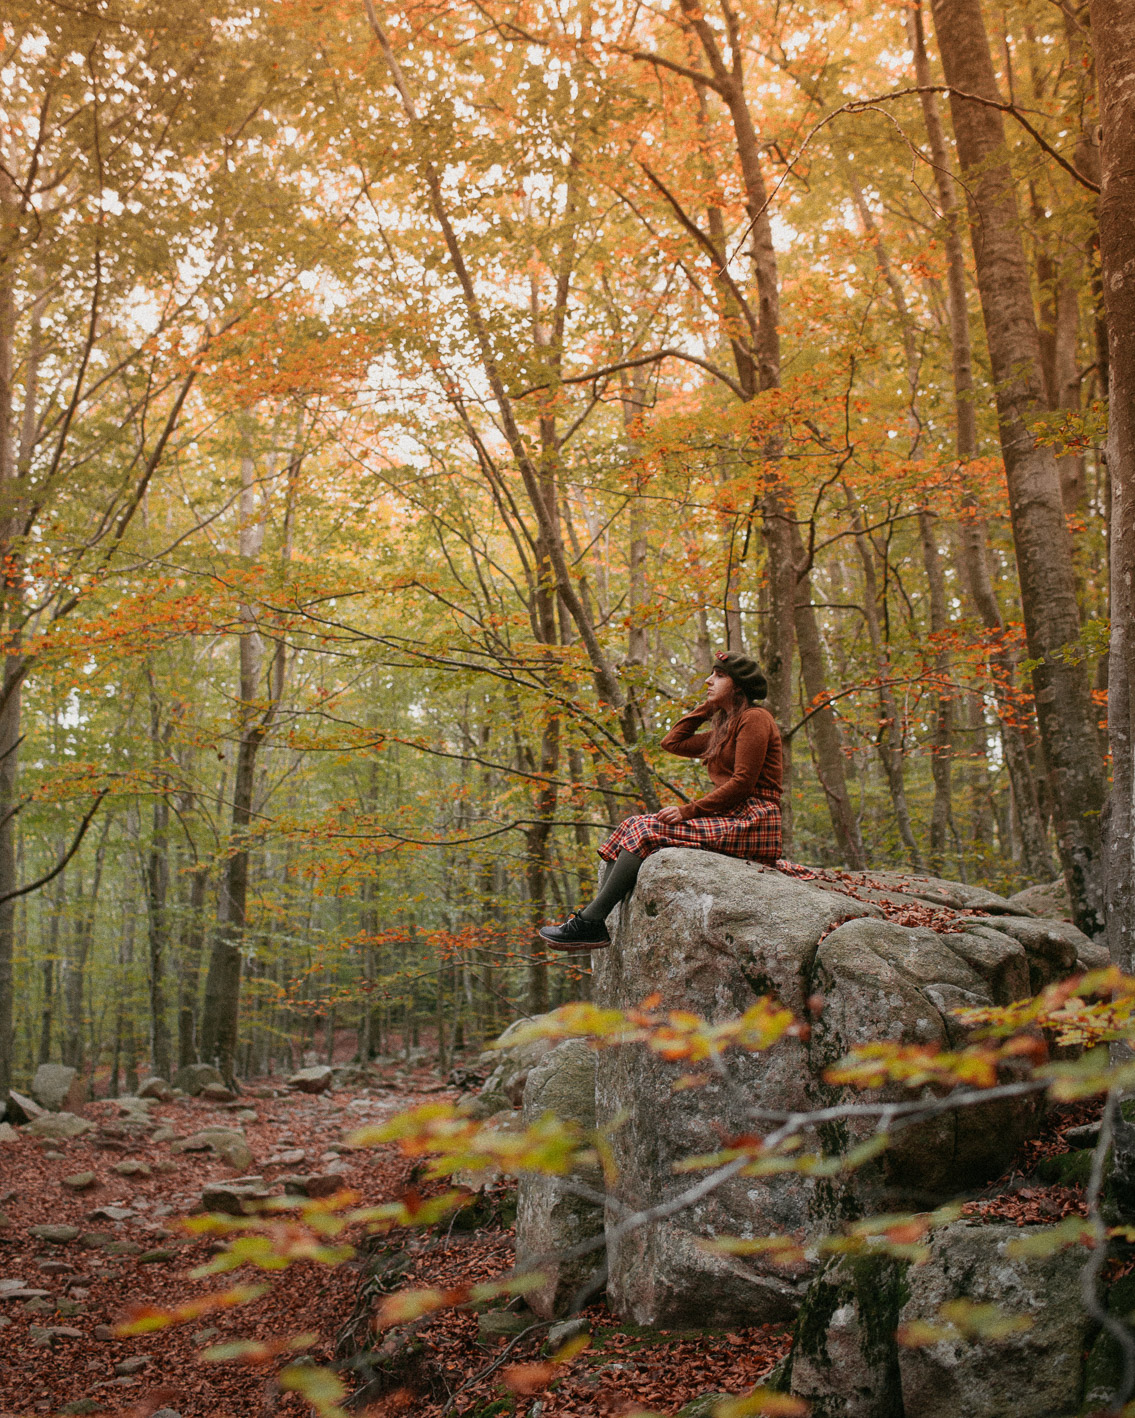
[704,666,736,708]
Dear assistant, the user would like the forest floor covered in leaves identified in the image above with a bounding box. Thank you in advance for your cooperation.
[0,1053,1104,1418]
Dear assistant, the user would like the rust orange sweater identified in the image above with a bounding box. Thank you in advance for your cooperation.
[660,705,783,820]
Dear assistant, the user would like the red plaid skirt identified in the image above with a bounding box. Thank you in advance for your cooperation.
[598,794,782,866]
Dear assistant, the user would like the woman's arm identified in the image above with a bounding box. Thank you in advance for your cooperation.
[678,710,772,819]
[660,703,713,760]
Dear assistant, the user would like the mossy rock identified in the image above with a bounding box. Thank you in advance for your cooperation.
[477,1310,533,1339]
[102,1240,141,1257]
[468,1402,513,1418]
[1035,1150,1094,1187]
[787,1252,909,1417]
[676,1396,730,1418]
[1081,1273,1135,1412]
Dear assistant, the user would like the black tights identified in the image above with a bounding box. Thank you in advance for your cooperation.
[579,850,643,922]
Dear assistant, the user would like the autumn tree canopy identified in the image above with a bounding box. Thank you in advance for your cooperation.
[0,0,1126,1084]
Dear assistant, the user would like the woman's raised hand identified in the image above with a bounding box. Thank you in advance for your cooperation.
[655,804,684,825]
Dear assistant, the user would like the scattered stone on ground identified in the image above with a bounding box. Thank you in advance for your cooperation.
[287,1065,333,1093]
[62,1172,98,1191]
[137,1076,174,1101]
[199,1182,271,1216]
[6,1091,45,1123]
[31,1064,84,1113]
[265,1148,306,1166]
[27,1113,95,1141]
[200,1083,236,1103]
[29,1224,81,1243]
[172,1063,224,1096]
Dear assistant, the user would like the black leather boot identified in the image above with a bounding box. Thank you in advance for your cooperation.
[537,911,611,951]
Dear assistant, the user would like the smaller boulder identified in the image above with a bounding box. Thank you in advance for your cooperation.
[29,1224,80,1243]
[516,1040,604,1320]
[62,1172,98,1191]
[287,1065,333,1094]
[114,1355,153,1376]
[676,1398,732,1418]
[974,915,1094,991]
[173,1063,224,1097]
[87,1206,133,1222]
[6,1090,45,1123]
[111,1160,150,1178]
[200,1183,270,1216]
[31,1064,83,1113]
[136,1076,173,1101]
[200,1082,236,1103]
[0,1122,19,1143]
[1008,877,1072,921]
[27,1113,93,1141]
[171,1126,253,1170]
[546,1316,590,1351]
[301,1173,347,1198]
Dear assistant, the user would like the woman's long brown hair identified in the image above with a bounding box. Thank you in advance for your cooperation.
[701,684,752,764]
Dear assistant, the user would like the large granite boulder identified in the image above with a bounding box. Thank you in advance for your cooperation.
[590,851,1074,1328]
[807,917,1043,1206]
[978,915,1105,990]
[592,850,882,1328]
[515,1040,604,1320]
[786,1222,1091,1418]
[31,1064,83,1113]
[836,870,1027,915]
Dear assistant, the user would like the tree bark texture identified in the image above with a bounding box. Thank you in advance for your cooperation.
[145,675,173,1078]
[1091,0,1135,968]
[930,0,1106,932]
[199,451,285,1080]
[792,535,867,868]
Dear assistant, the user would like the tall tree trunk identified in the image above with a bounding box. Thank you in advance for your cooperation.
[1092,0,1135,972]
[792,539,867,868]
[845,491,922,865]
[177,863,207,1068]
[145,670,173,1078]
[38,958,54,1066]
[199,447,286,1080]
[929,0,1106,932]
[120,907,139,1096]
[0,172,23,1097]
[920,512,954,871]
[909,0,1053,876]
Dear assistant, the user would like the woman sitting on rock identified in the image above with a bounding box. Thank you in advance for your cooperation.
[539,650,782,951]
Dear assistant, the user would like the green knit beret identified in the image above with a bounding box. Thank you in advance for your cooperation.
[715,650,768,702]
